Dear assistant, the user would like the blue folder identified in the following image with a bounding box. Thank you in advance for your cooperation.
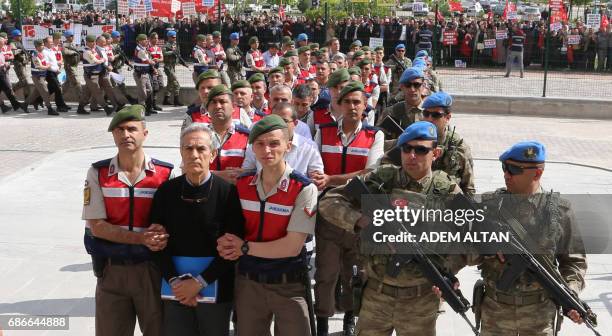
[161,256,218,303]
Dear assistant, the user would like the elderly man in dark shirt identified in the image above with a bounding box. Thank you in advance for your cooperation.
[152,124,244,336]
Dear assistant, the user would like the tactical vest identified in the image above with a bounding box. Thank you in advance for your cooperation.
[210,125,250,171]
[193,46,209,74]
[320,123,379,175]
[312,106,334,130]
[133,45,152,74]
[82,48,103,75]
[211,44,224,62]
[236,171,311,274]
[83,158,173,259]
[52,45,63,62]
[31,52,48,77]
[148,45,162,68]
[373,63,389,78]
[364,81,378,95]
[248,49,264,69]
[1,45,13,61]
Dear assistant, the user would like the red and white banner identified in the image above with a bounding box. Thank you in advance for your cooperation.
[22,24,114,50]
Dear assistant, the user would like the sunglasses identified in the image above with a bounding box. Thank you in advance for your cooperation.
[401,144,434,155]
[502,162,541,176]
[397,49,406,52]
[423,110,446,119]
[403,82,423,89]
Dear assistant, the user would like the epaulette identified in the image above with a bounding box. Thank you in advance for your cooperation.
[92,158,112,169]
[254,110,266,117]
[235,124,250,135]
[151,159,174,169]
[289,171,312,187]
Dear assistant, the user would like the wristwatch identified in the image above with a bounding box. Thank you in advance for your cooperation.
[241,241,250,256]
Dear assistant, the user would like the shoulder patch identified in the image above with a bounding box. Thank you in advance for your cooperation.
[254,110,266,117]
[235,124,251,135]
[92,158,112,169]
[289,171,312,187]
[151,158,174,169]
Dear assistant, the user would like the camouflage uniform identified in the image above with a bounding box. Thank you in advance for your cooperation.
[62,39,84,99]
[385,56,412,100]
[319,165,464,336]
[226,44,244,83]
[110,42,134,103]
[476,188,587,336]
[377,102,422,149]
[10,39,30,99]
[162,40,180,102]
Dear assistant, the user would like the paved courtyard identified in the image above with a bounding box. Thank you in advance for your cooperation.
[1,106,611,335]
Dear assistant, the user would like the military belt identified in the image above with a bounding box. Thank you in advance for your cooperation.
[240,269,304,284]
[485,287,547,306]
[367,278,430,298]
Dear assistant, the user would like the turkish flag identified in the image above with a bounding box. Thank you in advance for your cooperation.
[279,6,286,20]
[602,15,609,30]
[449,0,463,12]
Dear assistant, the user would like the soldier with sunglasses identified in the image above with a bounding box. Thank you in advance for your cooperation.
[474,141,587,336]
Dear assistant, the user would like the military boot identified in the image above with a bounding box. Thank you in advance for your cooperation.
[316,316,329,336]
[162,95,172,106]
[152,93,162,111]
[47,106,59,116]
[343,311,355,336]
[77,103,90,115]
[173,95,183,106]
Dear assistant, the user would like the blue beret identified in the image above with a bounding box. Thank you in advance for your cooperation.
[63,30,74,37]
[297,33,308,42]
[499,141,546,163]
[166,30,176,38]
[230,32,240,40]
[11,29,22,37]
[412,59,427,69]
[395,43,406,50]
[422,92,453,110]
[111,31,121,38]
[416,50,429,58]
[397,121,438,146]
[399,67,424,84]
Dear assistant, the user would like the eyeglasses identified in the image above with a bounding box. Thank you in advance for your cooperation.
[423,110,446,119]
[403,82,423,89]
[501,162,541,176]
[181,178,213,203]
[397,49,406,52]
[401,144,434,155]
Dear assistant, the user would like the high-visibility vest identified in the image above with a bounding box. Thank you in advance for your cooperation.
[211,125,250,171]
[320,123,378,175]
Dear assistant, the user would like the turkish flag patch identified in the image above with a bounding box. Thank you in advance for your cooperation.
[303,207,316,217]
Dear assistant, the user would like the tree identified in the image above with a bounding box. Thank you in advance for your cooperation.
[10,0,38,18]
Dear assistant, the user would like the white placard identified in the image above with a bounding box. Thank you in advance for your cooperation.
[369,37,384,49]
[507,11,518,20]
[484,39,496,49]
[550,22,562,32]
[587,14,601,29]
[413,2,424,12]
[171,0,181,13]
[118,0,129,15]
[495,30,508,39]
[454,59,466,68]
[567,35,581,45]
[93,0,106,11]
[182,2,197,16]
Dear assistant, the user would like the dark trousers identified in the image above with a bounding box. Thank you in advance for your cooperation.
[45,71,67,107]
[163,300,232,336]
[0,70,20,107]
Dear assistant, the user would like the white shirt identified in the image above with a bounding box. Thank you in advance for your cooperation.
[262,50,279,69]
[241,133,323,175]
[42,47,60,73]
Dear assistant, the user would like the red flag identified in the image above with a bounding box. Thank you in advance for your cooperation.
[449,0,463,12]
[602,15,609,30]
[502,0,517,21]
[436,9,444,23]
[487,9,493,23]
[279,5,286,20]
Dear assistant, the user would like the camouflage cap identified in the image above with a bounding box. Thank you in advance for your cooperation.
[248,72,266,84]
[205,85,232,108]
[231,80,251,91]
[269,66,285,75]
[281,36,292,45]
[327,68,350,88]
[136,34,148,41]
[108,105,145,132]
[102,32,111,39]
[337,81,365,104]
[361,46,370,52]
[195,69,221,88]
[33,39,44,47]
[248,115,287,144]
[0,32,8,38]
[374,46,384,52]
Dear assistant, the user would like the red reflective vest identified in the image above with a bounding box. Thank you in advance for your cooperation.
[372,63,389,78]
[211,125,250,171]
[298,64,316,80]
[104,45,114,60]
[187,106,242,126]
[52,45,63,62]
[320,123,378,175]
[211,44,225,62]
[364,81,378,95]
[148,45,162,60]
[312,106,334,130]
[249,49,264,68]
[1,45,13,61]
[95,158,173,230]
[237,171,310,242]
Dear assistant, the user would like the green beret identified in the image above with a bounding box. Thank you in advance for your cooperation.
[283,50,297,58]
[327,68,350,88]
[348,66,361,76]
[52,32,62,39]
[297,46,310,54]
[212,31,221,37]
[102,33,111,39]
[195,69,220,88]
[249,36,259,45]
[278,58,292,67]
[361,46,370,52]
[206,85,232,108]
[86,35,96,43]
[337,81,365,104]
[309,43,319,50]
[281,36,292,45]
[374,46,384,52]
[196,34,206,42]
[33,39,44,47]
[248,115,288,144]
[136,34,148,41]
[269,66,285,75]
[352,50,365,60]
[231,80,251,91]
[248,72,266,84]
[311,50,321,57]
[356,59,372,67]
[0,32,7,38]
[108,105,145,132]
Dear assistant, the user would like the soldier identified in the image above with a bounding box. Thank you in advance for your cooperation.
[0,36,26,113]
[413,54,442,95]
[318,121,462,336]
[307,68,350,133]
[372,46,391,109]
[96,35,126,113]
[475,141,587,336]
[248,73,269,116]
[280,57,305,89]
[162,30,184,107]
[182,70,222,130]
[110,31,138,105]
[297,46,316,81]
[192,34,210,84]
[25,40,56,115]
[385,44,412,100]
[356,59,380,116]
[62,30,89,115]
[133,34,156,116]
[148,33,164,111]
[226,32,244,83]
[245,36,266,80]
[416,23,434,58]
[268,66,286,88]
[82,35,113,116]
[312,81,385,336]
[211,31,231,86]
[217,114,318,336]
[377,68,425,144]
[232,79,265,124]
[101,32,130,110]
[9,30,32,108]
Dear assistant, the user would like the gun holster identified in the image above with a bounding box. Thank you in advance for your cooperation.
[351,272,366,316]
[472,279,486,331]
[91,256,107,278]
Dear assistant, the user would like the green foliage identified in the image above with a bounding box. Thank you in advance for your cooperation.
[298,0,311,13]
[10,0,37,18]
[305,6,349,20]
